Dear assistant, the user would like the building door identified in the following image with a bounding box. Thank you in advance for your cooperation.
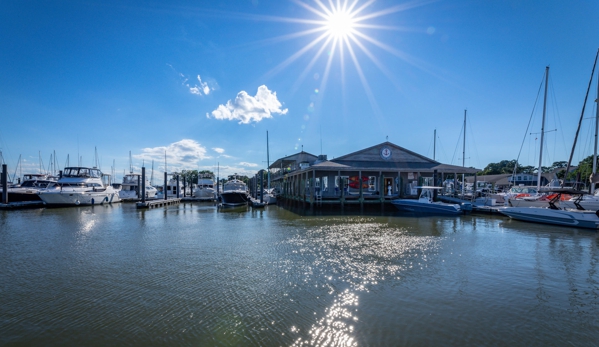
[384,178,393,196]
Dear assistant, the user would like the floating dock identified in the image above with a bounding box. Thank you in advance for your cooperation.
[136,198,181,209]
[0,201,45,210]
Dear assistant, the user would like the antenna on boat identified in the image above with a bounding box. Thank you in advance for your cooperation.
[434,129,436,161]
[129,151,132,174]
[150,160,154,186]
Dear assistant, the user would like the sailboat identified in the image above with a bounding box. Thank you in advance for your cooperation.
[508,66,557,208]
[257,131,277,204]
[501,51,599,229]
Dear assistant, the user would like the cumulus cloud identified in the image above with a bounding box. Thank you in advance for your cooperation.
[133,139,209,172]
[212,147,225,154]
[207,85,288,124]
[238,162,258,167]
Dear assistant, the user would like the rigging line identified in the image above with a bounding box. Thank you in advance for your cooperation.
[450,121,464,165]
[548,74,567,161]
[466,114,480,168]
[515,70,546,171]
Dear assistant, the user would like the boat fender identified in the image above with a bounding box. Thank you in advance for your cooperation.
[75,200,80,205]
[91,198,95,205]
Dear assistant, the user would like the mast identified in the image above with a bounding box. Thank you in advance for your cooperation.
[434,129,436,161]
[462,110,466,197]
[537,66,549,190]
[129,151,133,174]
[267,130,271,189]
[151,160,154,186]
[565,49,599,188]
[593,66,599,194]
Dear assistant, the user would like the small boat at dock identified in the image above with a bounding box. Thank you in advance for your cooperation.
[391,187,462,215]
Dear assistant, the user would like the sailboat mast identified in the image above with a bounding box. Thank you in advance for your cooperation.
[462,110,466,197]
[537,66,549,190]
[434,129,436,161]
[267,130,270,189]
[593,67,599,194]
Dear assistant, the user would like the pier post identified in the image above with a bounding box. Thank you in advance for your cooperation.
[341,177,345,210]
[260,170,264,204]
[164,172,168,201]
[433,169,438,201]
[2,164,7,204]
[137,175,141,199]
[359,170,363,210]
[176,175,180,199]
[141,167,146,203]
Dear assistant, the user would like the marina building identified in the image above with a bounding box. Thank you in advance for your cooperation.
[268,141,480,210]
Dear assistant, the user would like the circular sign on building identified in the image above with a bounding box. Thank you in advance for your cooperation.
[380,146,392,160]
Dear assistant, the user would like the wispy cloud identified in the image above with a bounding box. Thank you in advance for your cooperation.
[212,147,225,154]
[189,75,212,96]
[207,85,288,124]
[167,64,216,96]
[133,139,209,172]
[238,162,258,167]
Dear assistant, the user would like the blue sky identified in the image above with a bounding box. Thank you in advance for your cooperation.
[1,0,598,183]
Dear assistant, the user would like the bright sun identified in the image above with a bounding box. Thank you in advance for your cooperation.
[325,10,355,38]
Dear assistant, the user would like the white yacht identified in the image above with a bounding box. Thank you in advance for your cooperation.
[220,175,249,207]
[193,174,217,201]
[38,167,121,206]
[4,174,57,202]
[119,173,157,200]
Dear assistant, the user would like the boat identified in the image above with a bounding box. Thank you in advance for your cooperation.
[220,174,249,207]
[156,176,189,199]
[256,188,277,205]
[38,167,121,206]
[4,174,57,202]
[193,173,217,201]
[119,173,157,200]
[391,186,462,215]
[500,188,599,229]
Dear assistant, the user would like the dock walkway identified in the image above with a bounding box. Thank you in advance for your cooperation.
[136,198,181,209]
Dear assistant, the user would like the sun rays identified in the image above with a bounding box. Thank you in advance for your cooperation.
[256,0,434,116]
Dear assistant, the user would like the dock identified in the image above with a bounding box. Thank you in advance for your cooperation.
[136,198,181,209]
[0,201,45,210]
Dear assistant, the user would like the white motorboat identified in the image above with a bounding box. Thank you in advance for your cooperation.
[4,174,57,202]
[157,177,189,199]
[391,187,462,215]
[119,173,157,200]
[38,167,121,206]
[560,190,599,211]
[500,189,599,229]
[256,188,277,205]
[220,175,249,207]
[193,174,217,201]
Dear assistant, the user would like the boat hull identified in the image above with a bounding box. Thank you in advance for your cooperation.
[193,188,217,201]
[39,189,121,206]
[390,199,462,215]
[500,207,599,229]
[220,191,249,206]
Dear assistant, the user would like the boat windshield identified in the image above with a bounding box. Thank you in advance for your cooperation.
[63,167,102,178]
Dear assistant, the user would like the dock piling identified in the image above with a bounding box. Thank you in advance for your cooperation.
[141,167,146,203]
[2,164,7,204]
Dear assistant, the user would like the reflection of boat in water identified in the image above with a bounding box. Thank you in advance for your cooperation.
[119,173,157,200]
[391,186,462,215]
[38,167,121,206]
[220,175,249,207]
[3,174,57,202]
[193,174,217,201]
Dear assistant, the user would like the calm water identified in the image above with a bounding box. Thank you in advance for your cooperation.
[1,202,598,346]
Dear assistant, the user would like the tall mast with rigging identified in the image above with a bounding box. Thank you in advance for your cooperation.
[537,66,549,190]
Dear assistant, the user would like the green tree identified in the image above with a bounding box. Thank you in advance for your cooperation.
[568,155,598,186]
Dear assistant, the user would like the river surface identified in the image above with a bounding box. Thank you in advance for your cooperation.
[1,202,598,346]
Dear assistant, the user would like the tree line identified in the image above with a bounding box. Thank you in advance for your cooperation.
[480,155,598,182]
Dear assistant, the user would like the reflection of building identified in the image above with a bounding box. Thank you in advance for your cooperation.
[269,141,479,208]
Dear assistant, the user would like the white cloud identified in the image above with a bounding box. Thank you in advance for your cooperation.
[133,139,209,172]
[212,147,225,154]
[238,162,258,167]
[207,85,288,124]
[188,75,212,96]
